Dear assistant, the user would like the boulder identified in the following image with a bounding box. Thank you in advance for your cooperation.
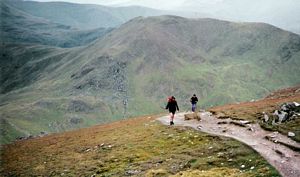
[288,132,295,137]
[240,120,250,124]
[184,112,201,121]
[280,102,300,113]
[125,170,140,176]
[273,110,288,123]
[294,102,300,107]
[263,112,269,122]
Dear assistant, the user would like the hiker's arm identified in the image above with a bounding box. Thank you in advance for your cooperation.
[165,102,169,109]
[176,103,179,111]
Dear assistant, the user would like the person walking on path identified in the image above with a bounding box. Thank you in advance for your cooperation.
[190,94,198,112]
[166,96,179,125]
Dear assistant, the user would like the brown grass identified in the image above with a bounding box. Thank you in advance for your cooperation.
[1,113,279,176]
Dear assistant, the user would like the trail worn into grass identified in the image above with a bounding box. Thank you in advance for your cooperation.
[157,112,300,177]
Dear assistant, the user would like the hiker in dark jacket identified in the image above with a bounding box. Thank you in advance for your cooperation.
[190,94,198,112]
[166,96,179,125]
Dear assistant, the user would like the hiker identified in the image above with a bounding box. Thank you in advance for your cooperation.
[166,96,179,125]
[190,94,198,112]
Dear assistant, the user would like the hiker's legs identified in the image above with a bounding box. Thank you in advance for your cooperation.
[170,112,174,121]
[192,104,196,112]
[170,112,175,125]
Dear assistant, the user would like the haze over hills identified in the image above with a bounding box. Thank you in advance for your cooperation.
[5,0,167,29]
[1,12,300,144]
[26,0,300,34]
[180,0,300,35]
[1,2,113,47]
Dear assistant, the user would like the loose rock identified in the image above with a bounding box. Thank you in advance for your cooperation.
[288,132,295,137]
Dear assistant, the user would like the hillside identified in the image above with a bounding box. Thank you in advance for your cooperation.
[79,15,300,107]
[1,15,300,144]
[0,2,113,47]
[209,85,300,142]
[2,84,300,176]
[0,115,279,176]
[5,0,166,29]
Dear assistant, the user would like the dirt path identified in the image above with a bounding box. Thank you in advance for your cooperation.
[157,112,300,177]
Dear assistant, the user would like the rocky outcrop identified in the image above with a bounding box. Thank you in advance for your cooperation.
[16,131,48,141]
[67,100,93,113]
[262,102,300,124]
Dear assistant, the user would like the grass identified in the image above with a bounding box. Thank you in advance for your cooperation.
[1,114,279,176]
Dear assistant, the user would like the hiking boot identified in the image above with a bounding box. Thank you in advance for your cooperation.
[170,121,174,125]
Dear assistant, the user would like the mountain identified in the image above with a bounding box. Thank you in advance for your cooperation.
[1,15,300,144]
[0,2,113,47]
[5,0,166,29]
[81,15,300,106]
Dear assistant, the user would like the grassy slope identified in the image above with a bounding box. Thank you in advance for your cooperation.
[0,115,279,176]
[209,85,300,142]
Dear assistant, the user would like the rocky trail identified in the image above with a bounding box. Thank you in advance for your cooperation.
[157,112,300,177]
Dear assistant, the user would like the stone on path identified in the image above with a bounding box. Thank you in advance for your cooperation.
[184,112,201,121]
[288,132,295,137]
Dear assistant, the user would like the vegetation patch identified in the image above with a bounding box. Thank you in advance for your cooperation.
[1,115,279,176]
[209,85,300,142]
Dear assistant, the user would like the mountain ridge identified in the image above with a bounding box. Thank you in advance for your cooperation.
[4,0,166,29]
[0,2,113,47]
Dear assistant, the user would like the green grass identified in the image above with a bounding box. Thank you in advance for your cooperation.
[1,116,279,176]
[260,118,300,142]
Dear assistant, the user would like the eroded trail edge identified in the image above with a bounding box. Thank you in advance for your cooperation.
[157,112,300,177]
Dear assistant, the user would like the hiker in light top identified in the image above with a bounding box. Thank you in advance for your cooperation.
[190,94,198,112]
[166,96,179,125]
